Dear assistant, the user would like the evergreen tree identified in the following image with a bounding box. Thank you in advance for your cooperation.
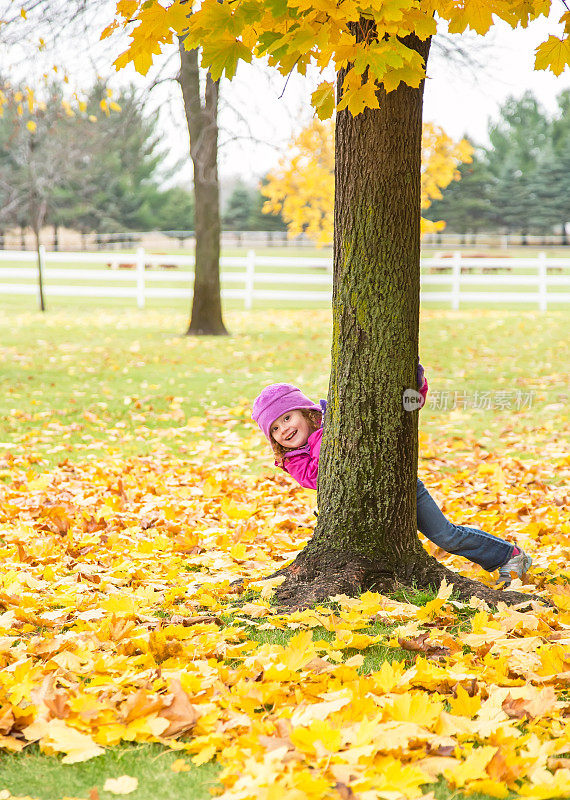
[51,82,164,234]
[549,90,570,242]
[425,93,570,239]
[424,149,493,237]
[223,182,254,230]
[484,93,548,239]
[152,186,195,231]
[527,142,568,237]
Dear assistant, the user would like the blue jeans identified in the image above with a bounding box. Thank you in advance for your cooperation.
[417,479,513,572]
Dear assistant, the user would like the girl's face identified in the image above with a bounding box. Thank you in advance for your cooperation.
[270,409,311,449]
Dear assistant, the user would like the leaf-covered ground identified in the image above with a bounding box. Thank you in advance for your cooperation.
[0,308,569,800]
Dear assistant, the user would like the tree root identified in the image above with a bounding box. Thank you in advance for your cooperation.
[271,548,544,611]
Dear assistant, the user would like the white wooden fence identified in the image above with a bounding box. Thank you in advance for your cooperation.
[1,247,569,311]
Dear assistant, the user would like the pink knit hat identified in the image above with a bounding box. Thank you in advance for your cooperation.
[252,383,322,440]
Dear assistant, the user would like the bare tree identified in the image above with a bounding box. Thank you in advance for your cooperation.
[0,84,87,310]
[178,40,228,336]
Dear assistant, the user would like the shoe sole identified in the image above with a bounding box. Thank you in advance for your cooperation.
[496,553,533,588]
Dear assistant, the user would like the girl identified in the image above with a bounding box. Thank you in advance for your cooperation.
[252,378,532,587]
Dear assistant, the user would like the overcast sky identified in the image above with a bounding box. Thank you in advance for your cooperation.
[147,10,570,186]
[9,4,569,186]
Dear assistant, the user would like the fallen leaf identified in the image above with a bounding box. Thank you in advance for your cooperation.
[102,776,138,795]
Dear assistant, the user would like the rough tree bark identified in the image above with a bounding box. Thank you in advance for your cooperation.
[274,30,532,610]
[178,40,228,336]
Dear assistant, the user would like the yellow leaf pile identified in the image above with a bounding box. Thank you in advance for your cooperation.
[0,421,569,799]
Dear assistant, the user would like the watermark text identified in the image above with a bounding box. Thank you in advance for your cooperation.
[428,390,535,411]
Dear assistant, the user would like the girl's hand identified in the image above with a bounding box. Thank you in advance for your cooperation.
[417,361,425,390]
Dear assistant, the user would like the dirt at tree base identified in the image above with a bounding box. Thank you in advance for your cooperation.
[271,547,539,611]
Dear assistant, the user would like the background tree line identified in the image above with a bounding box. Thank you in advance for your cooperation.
[0,77,285,246]
[0,79,196,243]
[424,90,570,242]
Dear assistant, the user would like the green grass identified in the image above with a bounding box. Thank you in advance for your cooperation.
[0,304,567,470]
[0,744,220,800]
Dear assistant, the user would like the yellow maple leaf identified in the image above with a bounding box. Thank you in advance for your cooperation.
[311,81,335,120]
[466,779,510,798]
[448,684,482,718]
[24,719,105,764]
[171,758,190,772]
[518,769,570,799]
[444,746,498,788]
[383,692,444,728]
[337,76,380,116]
[332,630,381,649]
[371,757,429,797]
[116,0,139,18]
[290,719,342,755]
[447,0,495,34]
[535,36,570,76]
[221,497,257,519]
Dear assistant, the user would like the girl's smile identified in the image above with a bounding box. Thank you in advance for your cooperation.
[270,409,311,449]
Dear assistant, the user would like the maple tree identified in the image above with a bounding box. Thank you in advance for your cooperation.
[110,1,569,609]
[262,119,473,244]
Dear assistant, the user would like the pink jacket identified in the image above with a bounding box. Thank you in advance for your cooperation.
[277,379,428,491]
[278,427,323,490]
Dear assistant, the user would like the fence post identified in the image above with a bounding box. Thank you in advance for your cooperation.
[245,249,255,310]
[136,246,146,309]
[451,251,461,310]
[538,251,547,312]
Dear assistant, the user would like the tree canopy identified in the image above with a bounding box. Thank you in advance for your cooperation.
[112,0,570,117]
[109,0,563,611]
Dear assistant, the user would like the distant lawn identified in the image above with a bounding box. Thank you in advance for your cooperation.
[0,745,220,800]
[0,305,567,470]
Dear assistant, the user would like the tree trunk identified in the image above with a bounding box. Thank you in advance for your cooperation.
[178,40,228,336]
[33,225,46,313]
[274,31,532,611]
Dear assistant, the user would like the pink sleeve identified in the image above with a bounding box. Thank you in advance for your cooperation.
[419,377,428,409]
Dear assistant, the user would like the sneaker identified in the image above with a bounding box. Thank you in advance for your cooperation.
[496,547,532,586]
